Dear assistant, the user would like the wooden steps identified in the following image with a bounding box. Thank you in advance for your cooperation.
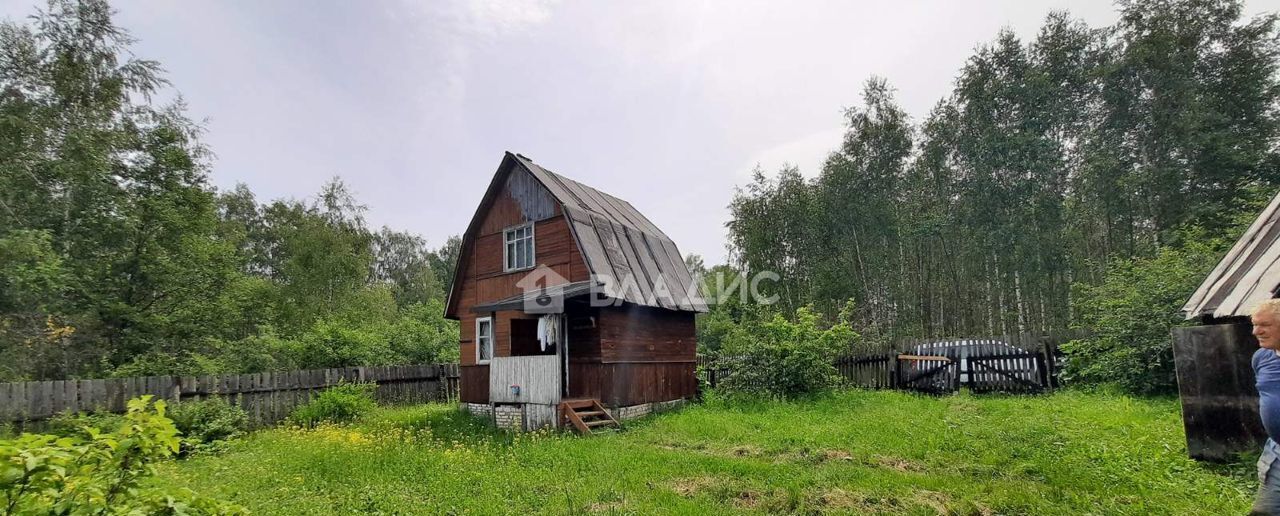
[559,398,620,434]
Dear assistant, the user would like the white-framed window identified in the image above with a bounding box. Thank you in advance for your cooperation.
[504,223,535,271]
[475,316,493,364]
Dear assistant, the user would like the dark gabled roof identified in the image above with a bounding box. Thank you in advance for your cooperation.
[444,152,706,318]
[1183,190,1280,320]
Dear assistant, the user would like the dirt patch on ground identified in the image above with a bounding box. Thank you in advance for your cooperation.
[670,476,785,510]
[670,476,719,497]
[730,489,764,509]
[910,490,952,513]
[812,488,871,511]
[821,449,854,462]
[730,444,764,457]
[807,488,902,514]
[871,455,926,472]
[651,440,706,452]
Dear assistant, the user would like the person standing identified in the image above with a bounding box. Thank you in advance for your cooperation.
[1252,299,1280,515]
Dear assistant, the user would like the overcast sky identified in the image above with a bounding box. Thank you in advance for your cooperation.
[4,0,1279,265]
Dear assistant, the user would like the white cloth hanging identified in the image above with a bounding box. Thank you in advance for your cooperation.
[535,314,561,352]
[545,314,560,349]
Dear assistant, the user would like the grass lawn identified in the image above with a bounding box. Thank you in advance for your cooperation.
[155,389,1256,515]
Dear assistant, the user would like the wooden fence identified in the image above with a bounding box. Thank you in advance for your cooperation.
[699,332,1077,395]
[0,364,461,428]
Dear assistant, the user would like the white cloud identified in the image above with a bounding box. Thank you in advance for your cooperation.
[464,0,557,36]
[395,0,559,106]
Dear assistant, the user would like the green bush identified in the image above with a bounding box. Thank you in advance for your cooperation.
[716,305,856,399]
[290,382,377,427]
[294,320,397,369]
[169,397,250,452]
[1062,238,1224,395]
[386,300,461,364]
[45,410,126,437]
[0,396,245,514]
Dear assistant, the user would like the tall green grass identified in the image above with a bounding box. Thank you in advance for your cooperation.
[154,390,1256,514]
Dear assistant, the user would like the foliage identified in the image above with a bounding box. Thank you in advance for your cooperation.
[693,264,751,355]
[0,1,461,381]
[0,396,245,514]
[716,305,856,399]
[1062,234,1231,394]
[44,411,125,438]
[726,0,1280,341]
[289,382,377,427]
[385,300,461,364]
[168,397,250,453]
[156,392,1252,514]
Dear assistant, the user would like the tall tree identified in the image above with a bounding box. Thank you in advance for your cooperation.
[0,0,235,377]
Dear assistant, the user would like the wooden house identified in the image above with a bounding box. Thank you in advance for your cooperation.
[444,152,706,432]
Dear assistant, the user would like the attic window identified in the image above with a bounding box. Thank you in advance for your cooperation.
[504,223,535,271]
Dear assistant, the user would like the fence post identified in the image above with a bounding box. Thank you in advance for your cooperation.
[892,353,901,389]
[952,361,960,392]
[1036,353,1050,391]
[1039,340,1059,389]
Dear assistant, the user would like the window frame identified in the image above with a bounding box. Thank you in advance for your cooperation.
[503,222,536,272]
[475,316,493,364]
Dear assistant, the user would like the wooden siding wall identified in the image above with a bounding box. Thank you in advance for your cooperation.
[598,305,696,363]
[567,308,602,362]
[566,305,697,406]
[460,365,490,404]
[568,363,696,406]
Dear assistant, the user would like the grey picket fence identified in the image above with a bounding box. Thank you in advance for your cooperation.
[0,364,460,428]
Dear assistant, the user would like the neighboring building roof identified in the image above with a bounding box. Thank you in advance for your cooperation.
[445,152,706,316]
[1183,190,1280,320]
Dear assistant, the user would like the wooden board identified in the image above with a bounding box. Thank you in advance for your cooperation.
[1172,322,1268,461]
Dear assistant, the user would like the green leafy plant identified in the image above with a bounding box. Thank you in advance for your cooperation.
[716,305,856,399]
[289,382,377,427]
[168,397,250,454]
[0,395,245,514]
[1062,236,1226,395]
[44,410,126,438]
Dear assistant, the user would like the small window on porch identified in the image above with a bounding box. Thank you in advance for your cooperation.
[504,223,534,271]
[476,317,493,363]
[510,318,556,357]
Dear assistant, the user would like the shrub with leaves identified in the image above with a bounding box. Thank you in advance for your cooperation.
[0,396,245,514]
[168,397,250,453]
[716,305,856,399]
[44,410,126,438]
[1062,237,1225,395]
[289,382,377,427]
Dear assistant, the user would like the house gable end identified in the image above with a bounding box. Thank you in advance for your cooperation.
[445,154,589,319]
